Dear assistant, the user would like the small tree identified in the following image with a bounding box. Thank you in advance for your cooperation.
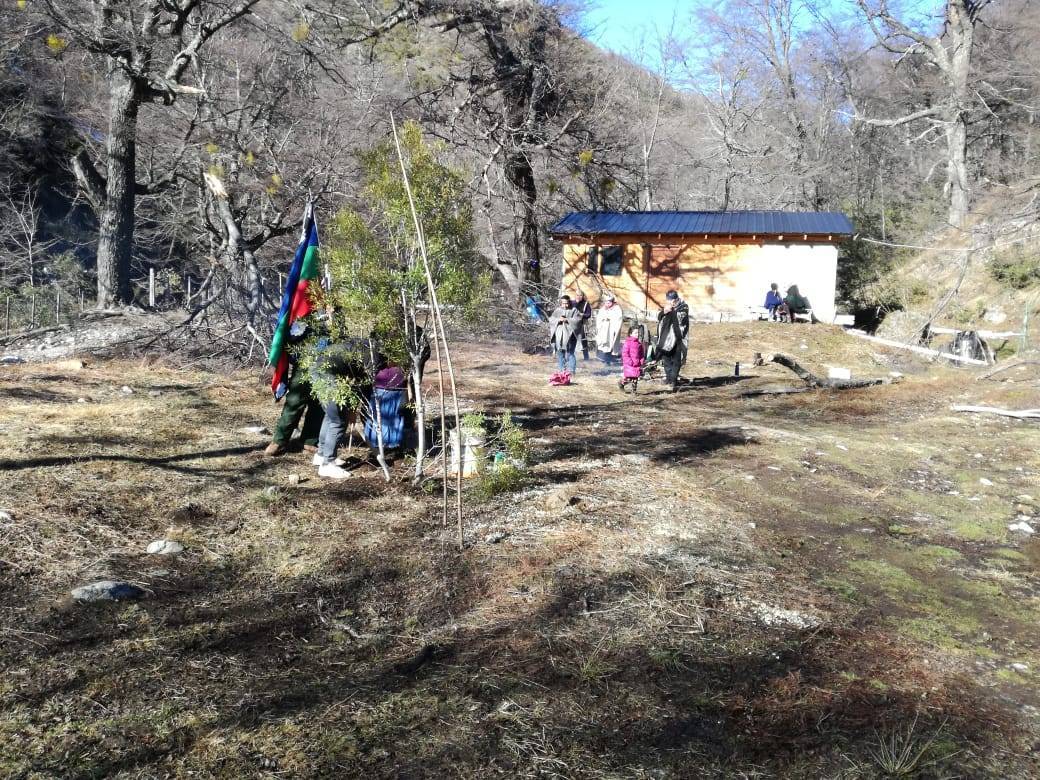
[299,121,488,480]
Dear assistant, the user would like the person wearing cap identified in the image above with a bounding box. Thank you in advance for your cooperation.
[548,294,581,375]
[595,293,624,365]
[656,290,690,392]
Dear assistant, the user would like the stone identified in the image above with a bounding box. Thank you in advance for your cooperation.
[0,510,12,523]
[1010,662,1030,673]
[51,359,85,370]
[543,485,582,512]
[827,366,851,380]
[1008,521,1034,534]
[984,307,1007,324]
[121,385,134,394]
[148,390,162,398]
[286,473,301,487]
[979,477,994,487]
[241,425,270,435]
[0,355,25,364]
[77,397,87,403]
[71,580,146,602]
[146,539,184,555]
[485,531,508,544]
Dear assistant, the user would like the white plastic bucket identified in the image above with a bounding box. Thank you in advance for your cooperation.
[449,429,486,477]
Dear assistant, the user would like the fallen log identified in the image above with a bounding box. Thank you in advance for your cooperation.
[753,352,898,390]
[0,323,70,346]
[845,329,988,366]
[951,405,1040,420]
[976,359,1040,381]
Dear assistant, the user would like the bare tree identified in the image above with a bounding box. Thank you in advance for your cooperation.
[40,0,261,308]
[853,0,994,228]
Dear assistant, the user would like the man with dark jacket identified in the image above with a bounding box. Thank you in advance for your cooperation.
[265,320,324,456]
[573,290,592,360]
[656,290,690,392]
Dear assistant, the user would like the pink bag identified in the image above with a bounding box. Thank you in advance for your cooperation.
[548,371,572,386]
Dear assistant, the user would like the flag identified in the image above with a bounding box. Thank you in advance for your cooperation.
[268,204,320,399]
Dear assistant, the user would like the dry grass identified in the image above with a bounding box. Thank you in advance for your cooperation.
[0,324,1038,777]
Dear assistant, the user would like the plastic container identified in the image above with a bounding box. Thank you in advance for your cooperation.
[449,428,486,477]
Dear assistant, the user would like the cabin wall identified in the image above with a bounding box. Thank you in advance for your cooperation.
[560,241,838,323]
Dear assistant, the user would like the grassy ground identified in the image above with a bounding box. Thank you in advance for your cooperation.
[1,322,1038,778]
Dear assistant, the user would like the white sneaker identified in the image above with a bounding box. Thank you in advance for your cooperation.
[312,454,346,467]
[318,463,352,480]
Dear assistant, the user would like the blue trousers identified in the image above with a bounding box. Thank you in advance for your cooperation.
[556,346,576,373]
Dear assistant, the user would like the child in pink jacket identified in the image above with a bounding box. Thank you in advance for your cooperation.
[618,326,645,393]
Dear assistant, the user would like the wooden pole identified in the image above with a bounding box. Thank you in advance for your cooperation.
[4,296,9,336]
[55,287,60,323]
[30,294,35,329]
[149,268,156,308]
[391,114,465,548]
[79,289,84,312]
[186,277,192,309]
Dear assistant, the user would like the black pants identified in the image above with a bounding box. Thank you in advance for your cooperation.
[661,351,682,385]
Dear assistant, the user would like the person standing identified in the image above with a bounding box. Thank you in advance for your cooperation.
[656,290,690,392]
[265,320,324,456]
[310,336,373,480]
[594,293,624,365]
[548,294,581,375]
[573,290,592,360]
[618,325,645,393]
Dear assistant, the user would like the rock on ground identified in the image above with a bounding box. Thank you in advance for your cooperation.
[71,580,147,602]
[146,540,184,555]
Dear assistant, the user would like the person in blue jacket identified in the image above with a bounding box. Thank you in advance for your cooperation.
[764,283,783,321]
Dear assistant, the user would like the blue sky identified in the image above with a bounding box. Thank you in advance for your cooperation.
[579,0,945,65]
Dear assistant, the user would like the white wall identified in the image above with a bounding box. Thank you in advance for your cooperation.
[684,243,839,323]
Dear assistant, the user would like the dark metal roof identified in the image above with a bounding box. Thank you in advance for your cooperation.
[549,210,853,238]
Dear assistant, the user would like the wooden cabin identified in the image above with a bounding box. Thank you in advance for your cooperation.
[549,210,854,324]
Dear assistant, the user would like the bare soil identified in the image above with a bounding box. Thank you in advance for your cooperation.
[1,322,1038,778]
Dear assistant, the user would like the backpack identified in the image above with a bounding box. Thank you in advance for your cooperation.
[548,371,572,386]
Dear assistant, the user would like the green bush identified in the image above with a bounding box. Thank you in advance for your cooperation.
[989,248,1040,290]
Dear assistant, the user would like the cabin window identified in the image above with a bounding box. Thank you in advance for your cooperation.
[589,245,623,276]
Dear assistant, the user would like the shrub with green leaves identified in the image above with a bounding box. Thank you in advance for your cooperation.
[295,121,490,406]
[988,248,1040,290]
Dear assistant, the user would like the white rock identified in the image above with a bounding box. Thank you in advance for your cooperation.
[1019,495,1035,502]
[241,425,270,435]
[836,444,848,451]
[0,510,12,523]
[121,385,134,394]
[71,580,146,602]
[485,531,507,544]
[77,397,87,403]
[767,466,781,471]
[1,355,26,364]
[1011,662,1030,672]
[827,367,851,380]
[744,474,756,481]
[979,477,994,486]
[1008,521,1034,534]
[146,539,184,555]
[148,390,162,398]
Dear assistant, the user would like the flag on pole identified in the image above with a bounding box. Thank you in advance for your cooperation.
[268,204,320,399]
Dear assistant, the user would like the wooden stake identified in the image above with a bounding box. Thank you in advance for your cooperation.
[55,287,60,323]
[149,268,156,308]
[4,296,9,336]
[392,114,464,548]
[186,277,192,309]
[30,294,35,329]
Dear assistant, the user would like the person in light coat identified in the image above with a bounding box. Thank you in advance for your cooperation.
[594,293,624,365]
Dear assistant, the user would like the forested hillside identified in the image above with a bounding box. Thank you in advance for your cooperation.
[2,0,1038,339]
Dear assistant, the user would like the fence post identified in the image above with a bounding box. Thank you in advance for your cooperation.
[4,296,9,336]
[186,277,192,309]
[30,294,36,329]
[79,289,84,312]
[55,288,61,324]
[149,268,156,308]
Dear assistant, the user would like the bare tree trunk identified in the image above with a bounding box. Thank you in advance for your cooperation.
[505,152,542,297]
[96,69,139,308]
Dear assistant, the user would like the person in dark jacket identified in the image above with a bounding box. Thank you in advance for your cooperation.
[265,320,324,456]
[573,290,592,360]
[656,290,690,392]
[782,285,812,323]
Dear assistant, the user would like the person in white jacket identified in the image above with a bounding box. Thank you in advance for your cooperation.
[594,294,624,365]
